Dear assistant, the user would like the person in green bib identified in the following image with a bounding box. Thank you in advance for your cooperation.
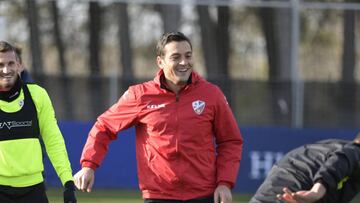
[0,41,76,203]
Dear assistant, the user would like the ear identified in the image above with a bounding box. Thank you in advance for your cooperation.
[156,56,163,69]
[18,63,25,72]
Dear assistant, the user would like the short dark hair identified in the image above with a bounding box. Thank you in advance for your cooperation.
[156,31,192,57]
[0,41,17,54]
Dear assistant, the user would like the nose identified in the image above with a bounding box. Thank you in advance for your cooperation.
[179,57,187,65]
[1,66,10,73]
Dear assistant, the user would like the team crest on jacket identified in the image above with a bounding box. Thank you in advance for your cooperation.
[192,100,205,115]
[19,100,24,108]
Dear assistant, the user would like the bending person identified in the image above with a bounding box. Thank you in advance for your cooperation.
[250,133,360,203]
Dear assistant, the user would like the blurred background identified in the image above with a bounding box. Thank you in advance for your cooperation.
[1,0,360,200]
[1,0,359,128]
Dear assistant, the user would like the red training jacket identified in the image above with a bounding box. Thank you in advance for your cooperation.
[80,70,243,200]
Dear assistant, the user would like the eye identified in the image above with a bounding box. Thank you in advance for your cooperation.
[8,61,15,66]
[171,56,180,61]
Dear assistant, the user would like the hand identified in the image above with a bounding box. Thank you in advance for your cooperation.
[214,185,232,203]
[63,181,77,203]
[276,183,326,203]
[74,167,95,192]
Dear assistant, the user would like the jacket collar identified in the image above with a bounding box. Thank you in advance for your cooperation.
[153,69,201,91]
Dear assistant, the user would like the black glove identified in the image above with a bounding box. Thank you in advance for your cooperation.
[63,180,77,203]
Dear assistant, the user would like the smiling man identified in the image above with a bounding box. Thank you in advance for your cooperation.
[74,32,243,203]
[0,48,18,90]
[0,41,76,203]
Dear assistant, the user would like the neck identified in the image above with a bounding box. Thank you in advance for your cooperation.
[0,77,22,102]
[165,80,186,94]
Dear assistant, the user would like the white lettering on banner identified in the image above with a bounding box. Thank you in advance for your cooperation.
[249,151,284,179]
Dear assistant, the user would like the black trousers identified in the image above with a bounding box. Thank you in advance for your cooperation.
[0,182,48,203]
[145,197,214,203]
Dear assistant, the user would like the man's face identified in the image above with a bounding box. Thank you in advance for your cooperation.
[157,41,193,86]
[0,51,21,91]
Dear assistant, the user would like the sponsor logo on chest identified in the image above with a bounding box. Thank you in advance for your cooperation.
[147,103,166,109]
[0,121,33,130]
[192,100,205,115]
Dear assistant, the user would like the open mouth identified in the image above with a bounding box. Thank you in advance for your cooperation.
[0,75,14,79]
[176,68,190,73]
[0,73,16,80]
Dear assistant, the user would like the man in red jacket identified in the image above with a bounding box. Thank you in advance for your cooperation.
[74,31,243,203]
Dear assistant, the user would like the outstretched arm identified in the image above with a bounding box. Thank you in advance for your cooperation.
[276,182,326,203]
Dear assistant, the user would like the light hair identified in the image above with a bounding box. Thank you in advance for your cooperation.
[0,41,17,54]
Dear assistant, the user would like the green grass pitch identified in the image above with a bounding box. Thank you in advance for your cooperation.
[47,188,252,203]
[47,187,360,203]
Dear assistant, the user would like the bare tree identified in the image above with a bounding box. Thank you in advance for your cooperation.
[341,3,356,83]
[197,5,219,80]
[26,0,43,77]
[89,1,102,75]
[50,0,67,76]
[197,5,230,79]
[258,2,292,126]
[216,6,230,77]
[116,2,134,89]
[196,5,232,104]
[338,0,357,126]
[88,2,104,118]
[155,4,181,32]
[258,5,292,81]
[49,0,73,119]
[196,5,230,78]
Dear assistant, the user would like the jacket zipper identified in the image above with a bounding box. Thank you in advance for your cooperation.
[175,92,183,190]
[176,93,179,102]
[175,92,179,154]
